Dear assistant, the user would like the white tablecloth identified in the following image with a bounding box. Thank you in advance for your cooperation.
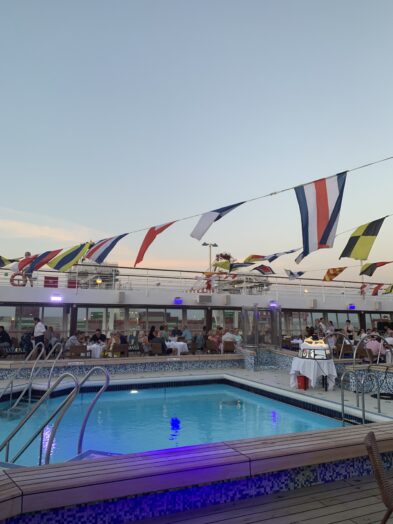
[290,357,337,390]
[87,343,103,359]
[165,341,189,355]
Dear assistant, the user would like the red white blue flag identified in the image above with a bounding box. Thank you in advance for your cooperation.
[295,172,347,263]
[27,249,62,272]
[86,233,128,264]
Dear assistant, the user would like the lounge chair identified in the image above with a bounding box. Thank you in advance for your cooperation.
[364,431,393,523]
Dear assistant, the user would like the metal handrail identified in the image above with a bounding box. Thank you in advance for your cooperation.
[0,343,45,408]
[3,343,47,412]
[0,372,79,463]
[45,367,110,463]
[47,342,65,389]
[353,334,393,367]
[341,367,381,425]
[73,367,110,454]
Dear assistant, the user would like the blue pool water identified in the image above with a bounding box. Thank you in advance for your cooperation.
[0,384,342,466]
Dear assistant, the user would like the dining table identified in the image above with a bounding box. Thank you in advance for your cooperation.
[165,341,189,356]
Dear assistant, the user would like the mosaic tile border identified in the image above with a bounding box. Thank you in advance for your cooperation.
[4,452,391,524]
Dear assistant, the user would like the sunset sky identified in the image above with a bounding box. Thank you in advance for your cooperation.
[1,0,393,283]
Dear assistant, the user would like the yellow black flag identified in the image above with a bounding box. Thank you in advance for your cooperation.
[340,217,386,260]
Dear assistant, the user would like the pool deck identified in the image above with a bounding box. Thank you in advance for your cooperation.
[142,472,391,524]
[1,357,393,521]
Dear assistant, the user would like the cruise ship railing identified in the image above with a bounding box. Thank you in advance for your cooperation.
[353,334,393,366]
[0,372,80,464]
[0,343,46,411]
[341,368,381,425]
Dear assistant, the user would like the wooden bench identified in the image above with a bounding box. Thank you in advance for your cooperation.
[2,421,393,519]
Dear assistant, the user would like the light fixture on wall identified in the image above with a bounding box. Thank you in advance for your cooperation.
[50,294,63,302]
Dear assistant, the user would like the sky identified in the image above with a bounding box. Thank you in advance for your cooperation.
[1,0,393,283]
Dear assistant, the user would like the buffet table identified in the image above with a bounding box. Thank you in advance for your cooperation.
[290,357,337,391]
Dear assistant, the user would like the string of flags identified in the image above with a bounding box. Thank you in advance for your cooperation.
[1,155,393,276]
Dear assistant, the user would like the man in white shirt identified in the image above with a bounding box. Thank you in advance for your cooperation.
[33,317,46,346]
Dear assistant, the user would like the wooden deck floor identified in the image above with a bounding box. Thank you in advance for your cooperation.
[142,473,391,524]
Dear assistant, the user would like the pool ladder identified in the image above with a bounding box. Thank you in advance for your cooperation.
[340,368,381,425]
[0,366,109,466]
[0,342,66,417]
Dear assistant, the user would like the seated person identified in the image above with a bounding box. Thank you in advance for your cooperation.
[366,337,386,362]
[151,330,167,354]
[194,332,205,351]
[65,331,82,350]
[20,332,33,353]
[0,326,12,353]
[171,326,182,337]
[181,325,193,342]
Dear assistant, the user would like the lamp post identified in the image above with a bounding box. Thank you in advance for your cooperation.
[202,242,218,272]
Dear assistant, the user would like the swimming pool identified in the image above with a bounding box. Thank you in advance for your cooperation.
[1,384,342,466]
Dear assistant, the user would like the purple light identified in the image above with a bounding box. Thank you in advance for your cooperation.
[269,300,280,309]
[173,297,183,305]
[50,294,63,302]
[348,304,356,310]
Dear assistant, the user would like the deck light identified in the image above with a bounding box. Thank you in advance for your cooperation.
[50,294,63,302]
[173,297,183,305]
[269,300,280,309]
[130,390,138,394]
[96,278,103,285]
[348,304,356,310]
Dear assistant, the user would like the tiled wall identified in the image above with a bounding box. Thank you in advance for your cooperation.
[5,452,391,524]
[0,358,244,381]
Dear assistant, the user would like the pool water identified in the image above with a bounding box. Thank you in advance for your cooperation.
[0,384,342,466]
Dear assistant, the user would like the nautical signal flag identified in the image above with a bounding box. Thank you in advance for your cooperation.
[323,267,347,281]
[214,260,230,271]
[229,263,254,271]
[190,202,244,241]
[263,249,299,263]
[27,249,62,273]
[285,269,305,280]
[372,284,384,296]
[243,255,265,263]
[48,242,92,272]
[295,172,347,263]
[0,256,19,268]
[134,222,175,267]
[18,254,38,271]
[383,285,393,295]
[359,261,393,277]
[86,233,128,264]
[340,217,386,260]
[253,264,275,275]
[360,283,368,296]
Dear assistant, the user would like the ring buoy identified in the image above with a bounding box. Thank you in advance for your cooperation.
[10,272,26,287]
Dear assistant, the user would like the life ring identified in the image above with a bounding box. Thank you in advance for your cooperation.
[10,272,26,287]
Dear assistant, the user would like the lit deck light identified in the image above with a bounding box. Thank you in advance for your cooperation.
[130,390,138,394]
[50,294,63,302]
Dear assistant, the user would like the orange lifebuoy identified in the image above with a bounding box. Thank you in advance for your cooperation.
[10,272,26,287]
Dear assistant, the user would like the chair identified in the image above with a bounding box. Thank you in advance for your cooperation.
[149,343,163,356]
[177,336,186,342]
[189,341,198,354]
[68,345,91,358]
[205,340,219,354]
[111,343,129,358]
[223,340,236,353]
[364,431,393,523]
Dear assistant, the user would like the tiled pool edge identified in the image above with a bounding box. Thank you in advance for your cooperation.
[3,452,391,524]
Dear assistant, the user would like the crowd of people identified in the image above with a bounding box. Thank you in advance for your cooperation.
[289,318,393,362]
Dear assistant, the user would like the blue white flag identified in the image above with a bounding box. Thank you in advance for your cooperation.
[263,248,299,263]
[295,172,347,263]
[190,202,244,241]
[86,233,128,264]
[285,269,305,280]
